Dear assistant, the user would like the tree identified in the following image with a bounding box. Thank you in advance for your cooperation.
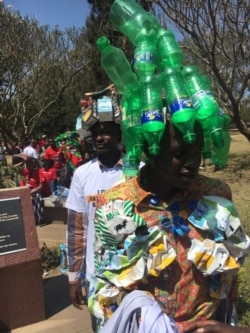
[152,0,250,140]
[0,5,89,145]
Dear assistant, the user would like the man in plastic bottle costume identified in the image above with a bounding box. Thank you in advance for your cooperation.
[65,85,125,328]
[88,116,250,332]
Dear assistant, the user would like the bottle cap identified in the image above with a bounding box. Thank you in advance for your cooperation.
[96,36,110,51]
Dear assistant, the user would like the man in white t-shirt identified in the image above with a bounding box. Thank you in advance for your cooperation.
[65,86,124,331]
[23,139,39,159]
[65,121,124,330]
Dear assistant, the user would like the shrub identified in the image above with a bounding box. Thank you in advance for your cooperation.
[40,243,61,273]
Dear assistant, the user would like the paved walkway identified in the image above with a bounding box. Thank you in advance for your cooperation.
[9,223,93,333]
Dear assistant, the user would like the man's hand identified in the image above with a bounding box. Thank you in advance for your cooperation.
[184,320,250,333]
[69,280,86,309]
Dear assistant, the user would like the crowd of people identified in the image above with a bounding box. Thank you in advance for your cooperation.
[3,133,96,225]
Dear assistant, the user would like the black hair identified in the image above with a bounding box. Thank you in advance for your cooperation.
[43,159,54,171]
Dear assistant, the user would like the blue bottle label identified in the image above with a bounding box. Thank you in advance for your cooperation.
[141,109,164,124]
[169,97,193,116]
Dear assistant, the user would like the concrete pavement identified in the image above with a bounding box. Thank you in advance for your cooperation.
[8,223,93,333]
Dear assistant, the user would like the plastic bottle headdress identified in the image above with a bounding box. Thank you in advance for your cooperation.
[96,0,231,168]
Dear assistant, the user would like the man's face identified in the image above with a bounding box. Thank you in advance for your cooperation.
[31,139,37,148]
[148,122,204,190]
[90,122,121,155]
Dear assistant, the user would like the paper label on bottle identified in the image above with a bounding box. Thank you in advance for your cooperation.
[169,97,193,115]
[97,97,114,122]
[97,97,113,112]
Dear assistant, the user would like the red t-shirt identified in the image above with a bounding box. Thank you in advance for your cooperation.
[19,168,44,190]
[44,147,65,169]
[71,154,83,168]
[66,150,83,169]
[40,167,57,197]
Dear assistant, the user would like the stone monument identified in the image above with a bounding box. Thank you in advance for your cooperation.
[0,187,45,330]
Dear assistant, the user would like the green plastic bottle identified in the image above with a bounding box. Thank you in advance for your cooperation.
[109,0,160,46]
[156,28,184,71]
[183,65,224,147]
[134,39,157,78]
[121,108,142,177]
[211,110,231,167]
[211,129,231,168]
[162,67,196,144]
[140,73,165,155]
[202,130,212,160]
[124,84,145,160]
[182,66,217,115]
[96,36,139,95]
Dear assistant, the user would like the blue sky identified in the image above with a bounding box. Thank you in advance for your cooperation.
[5,0,90,30]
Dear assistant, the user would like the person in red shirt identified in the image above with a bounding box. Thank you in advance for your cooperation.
[19,157,44,225]
[40,159,57,197]
[40,135,47,148]
[63,144,83,187]
[44,139,66,188]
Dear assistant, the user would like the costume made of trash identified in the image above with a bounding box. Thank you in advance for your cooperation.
[88,175,250,332]
[87,0,250,331]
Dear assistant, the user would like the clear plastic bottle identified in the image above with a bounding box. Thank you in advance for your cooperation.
[109,0,160,46]
[96,36,139,95]
[156,28,184,71]
[162,67,196,144]
[183,65,224,147]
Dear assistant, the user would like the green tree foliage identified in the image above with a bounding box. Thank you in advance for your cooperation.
[0,5,89,144]
[152,0,250,140]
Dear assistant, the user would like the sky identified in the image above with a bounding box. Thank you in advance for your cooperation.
[4,0,90,30]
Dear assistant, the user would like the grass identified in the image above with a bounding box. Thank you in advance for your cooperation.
[238,259,250,326]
